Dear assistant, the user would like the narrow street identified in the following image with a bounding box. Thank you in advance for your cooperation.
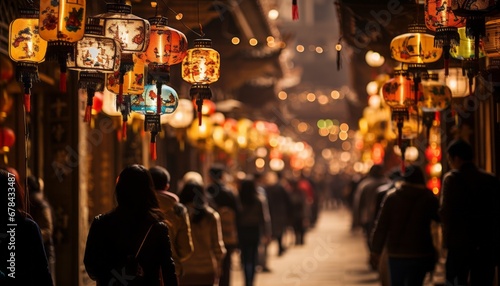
[230,207,381,286]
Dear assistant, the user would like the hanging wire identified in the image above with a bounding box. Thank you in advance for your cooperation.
[157,0,204,37]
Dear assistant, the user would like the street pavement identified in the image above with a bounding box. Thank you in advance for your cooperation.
[230,207,381,286]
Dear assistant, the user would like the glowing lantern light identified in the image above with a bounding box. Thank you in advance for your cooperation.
[39,0,86,92]
[130,83,179,160]
[182,39,221,125]
[0,126,15,164]
[67,17,121,122]
[9,6,48,113]
[424,0,465,75]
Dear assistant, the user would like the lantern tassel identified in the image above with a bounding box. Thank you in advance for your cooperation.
[292,0,299,20]
[122,121,128,141]
[84,87,96,123]
[60,72,67,93]
[150,132,158,160]
[196,98,204,126]
[24,93,31,113]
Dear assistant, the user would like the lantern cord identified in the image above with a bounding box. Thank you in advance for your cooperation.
[158,0,204,37]
[197,0,204,37]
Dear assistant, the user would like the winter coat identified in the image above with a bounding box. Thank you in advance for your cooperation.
[84,210,177,286]
[265,183,292,237]
[440,162,500,251]
[180,204,226,285]
[371,182,439,258]
[157,191,194,277]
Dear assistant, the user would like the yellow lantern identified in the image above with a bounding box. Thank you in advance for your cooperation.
[9,6,48,113]
[182,39,221,125]
[419,81,452,112]
[39,0,86,92]
[390,24,442,65]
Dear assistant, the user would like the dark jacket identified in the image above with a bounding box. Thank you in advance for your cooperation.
[0,215,54,286]
[371,183,439,257]
[439,162,500,250]
[84,210,177,286]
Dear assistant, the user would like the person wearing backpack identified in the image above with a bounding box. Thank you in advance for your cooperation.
[206,164,241,286]
[84,164,178,286]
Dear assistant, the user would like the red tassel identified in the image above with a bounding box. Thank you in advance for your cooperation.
[24,93,31,113]
[150,142,157,160]
[292,0,299,20]
[198,111,202,126]
[122,122,127,141]
[84,105,92,123]
[60,72,67,93]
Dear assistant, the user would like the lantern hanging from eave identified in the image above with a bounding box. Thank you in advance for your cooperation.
[449,27,486,95]
[106,54,145,138]
[182,39,221,125]
[391,23,442,101]
[130,83,179,160]
[67,17,121,123]
[39,0,86,92]
[420,79,452,141]
[382,71,416,172]
[93,2,150,118]
[424,0,465,75]
[485,19,500,58]
[139,15,187,117]
[9,6,48,114]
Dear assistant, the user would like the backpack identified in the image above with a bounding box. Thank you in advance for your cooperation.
[217,206,238,246]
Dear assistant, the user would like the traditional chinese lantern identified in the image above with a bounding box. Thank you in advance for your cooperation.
[424,0,465,75]
[140,15,187,112]
[106,54,145,137]
[9,5,48,113]
[0,126,15,164]
[67,17,121,122]
[391,23,442,105]
[485,19,500,58]
[39,0,86,92]
[449,27,486,94]
[382,71,416,172]
[130,83,179,160]
[419,81,452,112]
[93,2,150,118]
[182,39,221,125]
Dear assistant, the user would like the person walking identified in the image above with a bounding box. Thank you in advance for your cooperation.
[206,164,240,286]
[149,166,194,282]
[178,180,226,286]
[440,139,500,286]
[84,164,178,286]
[370,165,440,286]
[237,177,270,286]
[264,171,291,256]
[0,168,54,286]
[27,175,56,284]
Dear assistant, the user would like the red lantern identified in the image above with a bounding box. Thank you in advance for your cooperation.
[425,0,465,75]
[0,127,16,151]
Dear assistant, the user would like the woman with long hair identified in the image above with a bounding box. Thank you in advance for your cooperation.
[0,167,54,286]
[178,179,226,286]
[84,164,177,285]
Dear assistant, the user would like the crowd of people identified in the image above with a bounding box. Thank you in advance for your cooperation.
[1,162,322,286]
[345,139,500,286]
[2,139,499,286]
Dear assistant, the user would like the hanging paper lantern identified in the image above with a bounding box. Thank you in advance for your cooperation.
[167,99,194,129]
[424,0,465,75]
[382,72,415,109]
[0,126,15,152]
[93,2,150,121]
[106,54,145,136]
[9,6,48,113]
[433,68,469,97]
[390,24,442,64]
[67,17,121,122]
[485,19,500,58]
[130,83,179,160]
[182,39,221,125]
[39,0,86,92]
[419,81,452,112]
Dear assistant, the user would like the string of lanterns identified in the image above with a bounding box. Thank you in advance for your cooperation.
[7,0,221,161]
